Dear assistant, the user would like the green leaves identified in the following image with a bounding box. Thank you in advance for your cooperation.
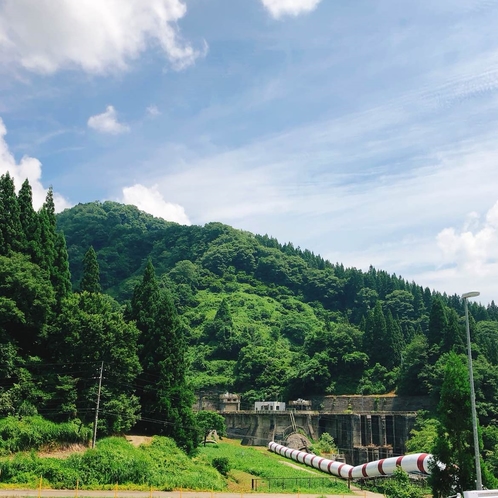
[430,352,475,496]
[0,172,23,256]
[0,252,55,355]
[130,260,198,454]
[80,246,101,293]
[195,410,226,445]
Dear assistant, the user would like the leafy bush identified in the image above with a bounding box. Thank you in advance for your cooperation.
[310,432,337,455]
[369,467,425,498]
[212,456,230,476]
[0,416,91,454]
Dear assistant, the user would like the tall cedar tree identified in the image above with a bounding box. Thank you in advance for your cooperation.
[442,308,465,354]
[363,301,388,367]
[53,232,72,303]
[38,191,56,274]
[80,246,101,293]
[130,260,198,454]
[0,173,24,255]
[205,298,239,358]
[428,298,447,352]
[430,352,476,497]
[39,188,71,305]
[385,309,404,370]
[18,179,43,265]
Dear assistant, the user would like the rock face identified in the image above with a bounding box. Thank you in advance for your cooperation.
[285,433,311,452]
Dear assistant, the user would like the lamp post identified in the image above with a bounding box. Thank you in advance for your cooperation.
[462,291,482,490]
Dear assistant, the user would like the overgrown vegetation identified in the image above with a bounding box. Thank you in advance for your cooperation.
[310,432,338,455]
[0,434,351,493]
[363,467,426,498]
[0,416,91,455]
[3,177,498,493]
[0,436,225,490]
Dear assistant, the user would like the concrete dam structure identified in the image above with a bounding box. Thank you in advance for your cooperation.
[219,395,432,466]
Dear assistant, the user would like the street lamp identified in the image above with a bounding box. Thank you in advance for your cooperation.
[462,291,482,491]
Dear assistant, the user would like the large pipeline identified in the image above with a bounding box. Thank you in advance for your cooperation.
[268,441,434,480]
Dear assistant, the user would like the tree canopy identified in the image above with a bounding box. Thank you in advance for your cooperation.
[3,183,498,477]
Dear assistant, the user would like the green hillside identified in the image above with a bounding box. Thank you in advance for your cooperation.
[2,177,498,487]
[56,200,498,403]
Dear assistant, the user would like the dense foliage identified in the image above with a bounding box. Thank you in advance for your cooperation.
[4,177,498,490]
[0,177,197,453]
[0,416,91,455]
[56,200,498,402]
[0,434,348,493]
[0,436,225,490]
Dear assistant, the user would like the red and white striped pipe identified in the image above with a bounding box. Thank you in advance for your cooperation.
[268,442,434,480]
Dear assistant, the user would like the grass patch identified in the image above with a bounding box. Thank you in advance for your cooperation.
[0,429,350,494]
[199,440,351,494]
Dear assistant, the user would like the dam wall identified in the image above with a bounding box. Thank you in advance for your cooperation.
[219,395,429,466]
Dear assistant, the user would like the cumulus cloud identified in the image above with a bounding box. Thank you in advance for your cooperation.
[0,0,204,74]
[260,0,322,19]
[0,117,70,211]
[87,106,129,135]
[437,201,498,276]
[121,184,191,225]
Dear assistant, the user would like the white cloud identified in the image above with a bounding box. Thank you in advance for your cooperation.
[121,184,191,225]
[0,117,70,211]
[0,0,204,74]
[146,105,161,117]
[437,201,498,276]
[87,106,129,135]
[260,0,322,19]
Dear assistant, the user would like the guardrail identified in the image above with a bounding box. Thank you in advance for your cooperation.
[251,476,350,491]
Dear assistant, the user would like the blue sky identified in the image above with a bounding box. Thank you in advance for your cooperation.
[1,0,498,305]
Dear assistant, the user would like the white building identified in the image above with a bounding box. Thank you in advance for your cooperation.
[254,401,286,411]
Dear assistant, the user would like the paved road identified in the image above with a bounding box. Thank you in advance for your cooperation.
[0,489,383,498]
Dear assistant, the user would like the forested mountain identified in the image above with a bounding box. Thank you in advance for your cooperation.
[56,201,498,409]
[3,179,498,474]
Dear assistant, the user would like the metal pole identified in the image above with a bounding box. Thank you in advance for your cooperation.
[464,297,482,490]
[92,361,104,449]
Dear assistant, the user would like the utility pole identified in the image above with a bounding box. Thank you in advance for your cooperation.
[92,361,104,449]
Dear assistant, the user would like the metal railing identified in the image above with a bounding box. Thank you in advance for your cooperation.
[251,476,350,491]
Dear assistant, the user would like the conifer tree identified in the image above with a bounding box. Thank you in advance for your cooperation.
[53,232,72,303]
[442,308,465,355]
[130,259,198,453]
[0,191,4,254]
[204,298,239,358]
[0,172,23,255]
[80,246,101,293]
[364,301,388,367]
[385,309,404,369]
[39,187,71,305]
[428,298,447,350]
[17,179,43,264]
[430,352,476,496]
[38,189,57,273]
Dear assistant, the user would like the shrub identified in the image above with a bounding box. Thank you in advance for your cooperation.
[0,436,226,491]
[212,457,231,476]
[0,416,91,454]
[380,467,424,498]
